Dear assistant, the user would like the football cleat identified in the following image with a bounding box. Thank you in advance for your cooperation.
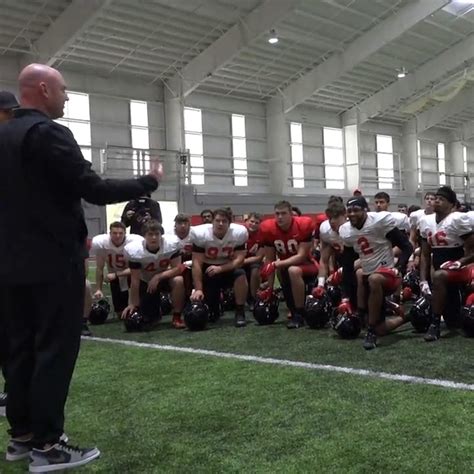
[234,312,246,328]
[171,314,186,329]
[363,330,377,350]
[424,322,440,342]
[287,314,305,329]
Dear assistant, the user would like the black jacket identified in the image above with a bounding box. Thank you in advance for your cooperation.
[0,109,158,284]
[121,197,162,235]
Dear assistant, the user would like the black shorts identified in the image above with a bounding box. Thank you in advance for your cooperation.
[110,278,130,313]
[202,265,245,313]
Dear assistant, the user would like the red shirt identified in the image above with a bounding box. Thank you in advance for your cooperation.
[260,216,314,260]
[313,212,328,240]
[246,229,261,257]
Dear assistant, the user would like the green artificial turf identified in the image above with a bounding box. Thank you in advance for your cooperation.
[1,340,473,473]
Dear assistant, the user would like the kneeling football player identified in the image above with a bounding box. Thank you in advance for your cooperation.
[243,212,264,308]
[189,208,249,327]
[123,220,186,329]
[260,201,318,329]
[90,221,142,318]
[339,196,413,350]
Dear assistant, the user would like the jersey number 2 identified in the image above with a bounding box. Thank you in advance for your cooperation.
[357,236,373,256]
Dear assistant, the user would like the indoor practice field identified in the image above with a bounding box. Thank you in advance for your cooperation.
[1,309,473,473]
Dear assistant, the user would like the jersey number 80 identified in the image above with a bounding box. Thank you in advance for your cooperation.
[274,239,299,255]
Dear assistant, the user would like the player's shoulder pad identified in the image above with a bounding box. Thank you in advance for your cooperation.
[124,239,145,260]
[90,233,109,251]
[230,223,249,243]
[189,223,211,242]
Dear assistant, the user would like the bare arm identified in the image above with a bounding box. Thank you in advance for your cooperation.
[192,252,205,291]
[419,239,432,283]
[217,250,246,273]
[317,242,333,279]
[95,255,105,293]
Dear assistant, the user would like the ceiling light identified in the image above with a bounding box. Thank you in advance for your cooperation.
[268,29,279,44]
[397,67,407,79]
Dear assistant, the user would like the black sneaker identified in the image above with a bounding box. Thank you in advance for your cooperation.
[0,392,6,407]
[287,315,305,329]
[424,323,440,342]
[234,313,246,328]
[6,433,69,462]
[363,331,377,350]
[29,441,100,473]
[81,322,92,337]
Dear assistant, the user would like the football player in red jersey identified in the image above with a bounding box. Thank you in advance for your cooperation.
[190,208,249,327]
[260,200,317,329]
[339,196,413,350]
[243,213,264,308]
[419,186,474,341]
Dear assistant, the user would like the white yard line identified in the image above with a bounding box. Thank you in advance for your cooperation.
[85,336,474,392]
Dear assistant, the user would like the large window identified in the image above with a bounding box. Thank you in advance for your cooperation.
[376,134,394,189]
[130,100,150,175]
[323,127,344,189]
[184,107,204,185]
[290,122,304,188]
[231,114,247,187]
[463,145,468,175]
[437,142,446,185]
[57,91,91,162]
[417,139,422,185]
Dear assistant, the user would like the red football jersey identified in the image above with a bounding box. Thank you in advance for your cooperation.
[260,216,314,260]
[246,229,261,257]
[313,212,328,240]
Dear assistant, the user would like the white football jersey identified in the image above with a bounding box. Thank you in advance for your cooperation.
[190,223,248,265]
[176,229,193,258]
[339,211,396,274]
[419,212,472,270]
[409,208,430,230]
[467,211,474,229]
[419,212,472,248]
[90,233,143,272]
[391,212,410,233]
[319,219,344,253]
[124,234,181,282]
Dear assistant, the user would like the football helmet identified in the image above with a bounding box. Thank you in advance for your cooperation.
[183,301,209,331]
[401,270,420,301]
[304,294,331,329]
[160,293,172,316]
[326,285,342,307]
[124,310,145,332]
[409,296,432,333]
[221,288,235,312]
[253,291,279,325]
[88,298,110,325]
[461,304,474,337]
[332,313,361,339]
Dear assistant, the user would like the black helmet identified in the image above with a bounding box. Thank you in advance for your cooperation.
[461,304,474,337]
[332,313,361,339]
[221,288,235,312]
[88,299,110,325]
[183,301,209,331]
[409,297,432,333]
[124,310,145,332]
[304,295,331,329]
[326,285,342,306]
[253,291,279,325]
[160,293,172,316]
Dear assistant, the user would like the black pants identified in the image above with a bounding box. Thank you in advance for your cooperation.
[2,261,85,447]
[279,268,315,315]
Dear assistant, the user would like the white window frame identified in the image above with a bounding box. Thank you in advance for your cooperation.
[130,100,150,176]
[323,127,345,189]
[376,134,394,190]
[463,145,468,175]
[57,91,92,162]
[231,114,248,187]
[437,142,446,186]
[417,140,422,186]
[290,122,304,188]
[184,107,205,185]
